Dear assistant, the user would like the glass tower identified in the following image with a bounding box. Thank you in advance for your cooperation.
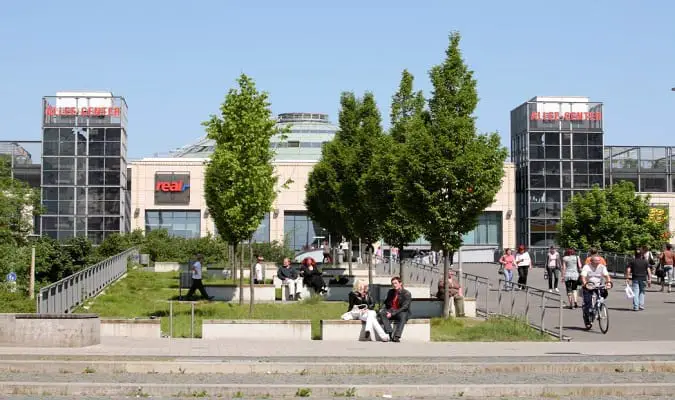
[41,92,129,243]
[510,97,604,248]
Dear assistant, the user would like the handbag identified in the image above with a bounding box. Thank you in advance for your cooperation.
[498,265,504,275]
[625,285,635,299]
[341,304,367,320]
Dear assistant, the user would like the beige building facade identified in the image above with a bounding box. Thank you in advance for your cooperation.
[129,158,517,252]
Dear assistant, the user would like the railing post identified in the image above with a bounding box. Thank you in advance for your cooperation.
[524,287,530,323]
[498,280,503,315]
[169,300,174,339]
[190,302,195,339]
[540,292,546,334]
[485,278,489,316]
[559,291,564,341]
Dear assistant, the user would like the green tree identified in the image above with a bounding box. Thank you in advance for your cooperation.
[203,74,278,311]
[0,155,41,247]
[370,70,425,283]
[398,32,508,317]
[558,181,667,253]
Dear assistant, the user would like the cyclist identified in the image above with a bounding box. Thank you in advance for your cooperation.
[580,255,612,329]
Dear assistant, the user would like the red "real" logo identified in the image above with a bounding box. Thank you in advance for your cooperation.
[155,180,190,192]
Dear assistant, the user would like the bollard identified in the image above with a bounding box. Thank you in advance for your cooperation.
[540,292,546,334]
[190,302,195,339]
[169,301,173,339]
[559,290,564,341]
[485,279,489,316]
[524,287,530,323]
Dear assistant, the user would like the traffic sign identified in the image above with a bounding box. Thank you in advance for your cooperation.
[6,272,16,282]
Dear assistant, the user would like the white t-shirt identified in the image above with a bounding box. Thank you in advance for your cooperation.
[547,251,560,268]
[254,262,263,281]
[515,252,531,267]
[580,264,609,286]
[192,261,202,280]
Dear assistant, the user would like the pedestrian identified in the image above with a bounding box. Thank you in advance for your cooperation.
[186,254,214,301]
[498,248,515,290]
[626,249,652,311]
[546,245,562,293]
[562,248,582,308]
[660,244,675,293]
[514,245,532,290]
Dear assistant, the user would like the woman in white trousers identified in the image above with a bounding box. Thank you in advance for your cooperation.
[343,279,389,341]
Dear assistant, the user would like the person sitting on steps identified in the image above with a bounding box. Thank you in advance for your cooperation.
[344,279,389,341]
[436,270,465,317]
[378,276,411,342]
[277,258,301,300]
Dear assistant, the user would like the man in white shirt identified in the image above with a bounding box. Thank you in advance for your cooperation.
[254,255,264,284]
[580,255,612,329]
[186,254,214,300]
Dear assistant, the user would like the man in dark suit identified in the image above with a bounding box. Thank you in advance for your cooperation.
[378,276,411,342]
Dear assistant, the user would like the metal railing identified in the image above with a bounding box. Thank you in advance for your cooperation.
[37,247,139,314]
[513,248,633,276]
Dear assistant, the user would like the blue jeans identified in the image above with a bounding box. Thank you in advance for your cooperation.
[503,269,513,289]
[632,279,646,310]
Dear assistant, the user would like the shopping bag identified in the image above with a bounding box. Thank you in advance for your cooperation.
[625,285,635,300]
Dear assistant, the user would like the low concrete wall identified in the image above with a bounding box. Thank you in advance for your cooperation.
[372,284,433,303]
[154,262,184,272]
[411,298,477,318]
[321,319,430,342]
[202,320,312,340]
[0,313,100,348]
[204,285,275,302]
[100,318,161,338]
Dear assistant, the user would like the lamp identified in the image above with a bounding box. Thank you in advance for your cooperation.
[204,209,210,219]
[273,209,279,218]
[506,210,512,219]
[27,234,40,300]
[133,208,140,218]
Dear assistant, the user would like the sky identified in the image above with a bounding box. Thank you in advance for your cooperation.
[1,1,674,160]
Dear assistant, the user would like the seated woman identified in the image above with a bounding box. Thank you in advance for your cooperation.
[299,257,327,295]
[344,279,389,342]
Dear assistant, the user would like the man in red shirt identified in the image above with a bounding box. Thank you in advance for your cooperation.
[378,276,412,342]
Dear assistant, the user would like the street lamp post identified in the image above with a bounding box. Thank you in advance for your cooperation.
[27,234,40,300]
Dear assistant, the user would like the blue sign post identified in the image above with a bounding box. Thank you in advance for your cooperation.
[6,271,17,293]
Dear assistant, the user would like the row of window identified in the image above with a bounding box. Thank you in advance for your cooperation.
[42,216,121,231]
[42,187,121,202]
[529,132,603,146]
[43,170,123,186]
[529,145,603,160]
[43,128,124,142]
[43,157,123,172]
[43,141,124,157]
[43,200,121,215]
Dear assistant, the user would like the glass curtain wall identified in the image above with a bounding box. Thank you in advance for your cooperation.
[605,146,673,192]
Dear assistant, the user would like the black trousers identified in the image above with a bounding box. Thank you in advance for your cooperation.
[378,309,408,339]
[186,278,210,299]
[547,268,560,289]
[304,275,326,293]
[517,266,529,289]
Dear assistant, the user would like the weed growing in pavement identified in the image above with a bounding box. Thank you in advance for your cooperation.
[295,387,312,397]
[82,366,96,374]
[333,387,357,397]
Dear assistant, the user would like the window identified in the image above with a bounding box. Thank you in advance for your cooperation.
[145,210,201,238]
[251,213,270,243]
[462,211,502,245]
[284,211,322,252]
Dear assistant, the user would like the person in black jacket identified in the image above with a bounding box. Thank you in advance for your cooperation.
[344,280,388,341]
[299,257,327,295]
[378,276,412,342]
[277,258,301,300]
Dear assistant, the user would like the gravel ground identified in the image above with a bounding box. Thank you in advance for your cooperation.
[0,371,671,385]
[4,397,675,400]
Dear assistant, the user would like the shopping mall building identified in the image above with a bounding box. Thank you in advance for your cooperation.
[16,92,672,252]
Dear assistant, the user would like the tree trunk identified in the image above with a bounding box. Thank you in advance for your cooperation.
[367,246,373,288]
[238,242,244,306]
[347,240,353,277]
[249,237,254,316]
[229,244,235,281]
[399,245,405,284]
[442,246,450,318]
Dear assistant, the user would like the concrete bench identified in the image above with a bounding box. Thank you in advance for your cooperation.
[100,318,161,338]
[411,298,477,318]
[203,284,276,302]
[0,313,100,348]
[321,319,430,342]
[202,320,312,340]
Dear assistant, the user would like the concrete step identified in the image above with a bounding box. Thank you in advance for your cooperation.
[3,360,675,375]
[2,381,675,398]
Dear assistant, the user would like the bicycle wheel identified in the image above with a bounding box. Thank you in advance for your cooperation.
[598,302,609,334]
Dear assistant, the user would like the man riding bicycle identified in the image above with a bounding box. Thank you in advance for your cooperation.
[580,255,612,329]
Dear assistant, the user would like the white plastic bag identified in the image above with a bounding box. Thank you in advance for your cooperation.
[625,285,635,299]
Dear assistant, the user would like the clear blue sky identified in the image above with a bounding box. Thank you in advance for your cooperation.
[1,1,674,159]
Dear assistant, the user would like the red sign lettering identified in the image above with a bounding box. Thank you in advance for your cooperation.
[45,105,121,117]
[155,180,189,192]
[530,111,602,121]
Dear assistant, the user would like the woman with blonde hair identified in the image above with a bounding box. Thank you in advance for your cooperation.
[342,279,389,341]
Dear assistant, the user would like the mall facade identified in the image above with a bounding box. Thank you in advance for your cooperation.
[128,112,517,253]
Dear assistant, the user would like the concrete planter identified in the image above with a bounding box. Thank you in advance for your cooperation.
[410,298,477,318]
[204,285,275,302]
[153,262,184,272]
[100,318,161,338]
[202,320,312,340]
[321,319,430,342]
[0,313,100,348]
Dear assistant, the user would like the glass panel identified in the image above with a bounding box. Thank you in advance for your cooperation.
[104,217,120,231]
[562,161,571,174]
[530,175,545,188]
[57,171,74,185]
[76,199,87,215]
[88,171,104,185]
[640,175,667,192]
[611,147,638,171]
[572,132,587,146]
[59,157,75,171]
[105,172,120,186]
[89,142,104,156]
[530,144,545,159]
[43,141,58,156]
[252,213,270,243]
[144,210,201,238]
[43,187,58,201]
[545,190,560,203]
[43,157,58,170]
[589,175,603,187]
[530,203,545,218]
[545,146,560,159]
[587,132,602,145]
[588,146,603,159]
[44,128,59,141]
[88,217,103,230]
[58,201,74,215]
[105,157,121,171]
[562,175,572,188]
[530,161,545,175]
[561,145,570,159]
[546,174,560,188]
[76,136,87,156]
[530,233,546,247]
[42,217,57,230]
[105,142,120,156]
[89,158,105,170]
[529,132,544,145]
[588,161,603,175]
[105,201,120,214]
[573,175,589,189]
[87,231,104,244]
[89,128,105,142]
[545,203,561,218]
[59,141,75,156]
[612,174,639,191]
[545,132,559,145]
[562,133,572,146]
[562,190,573,203]
[529,190,544,203]
[58,187,74,201]
[572,146,587,159]
[105,128,121,141]
[43,200,58,214]
[105,187,120,201]
[572,161,588,174]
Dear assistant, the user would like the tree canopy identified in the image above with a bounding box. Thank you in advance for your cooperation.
[558,181,668,253]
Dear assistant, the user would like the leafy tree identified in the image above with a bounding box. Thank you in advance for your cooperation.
[397,32,508,317]
[203,74,278,311]
[558,181,667,253]
[369,70,424,283]
[0,155,41,247]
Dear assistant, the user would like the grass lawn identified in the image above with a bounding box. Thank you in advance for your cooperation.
[77,268,553,341]
[431,316,553,342]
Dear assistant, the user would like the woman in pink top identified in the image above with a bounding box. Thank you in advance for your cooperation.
[499,248,515,290]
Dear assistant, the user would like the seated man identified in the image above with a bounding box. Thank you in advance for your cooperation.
[436,271,465,317]
[277,258,301,300]
[378,276,411,342]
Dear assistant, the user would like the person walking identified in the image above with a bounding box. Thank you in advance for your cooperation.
[498,248,515,290]
[562,248,582,308]
[186,254,214,301]
[660,244,675,293]
[514,245,532,290]
[626,249,652,311]
[546,246,562,293]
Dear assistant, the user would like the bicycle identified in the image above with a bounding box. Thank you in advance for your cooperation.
[582,281,612,334]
